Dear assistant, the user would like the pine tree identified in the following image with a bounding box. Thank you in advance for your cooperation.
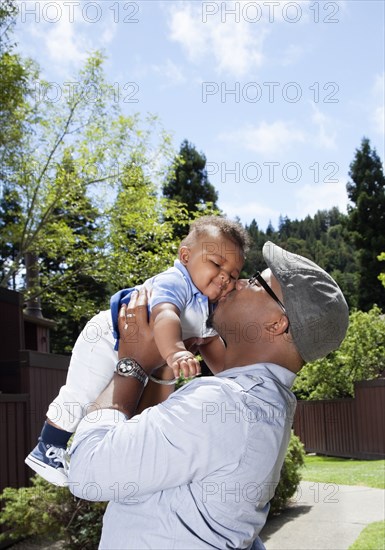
[0,185,22,288]
[346,137,385,310]
[163,140,219,237]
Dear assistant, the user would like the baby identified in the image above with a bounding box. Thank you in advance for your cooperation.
[25,215,249,486]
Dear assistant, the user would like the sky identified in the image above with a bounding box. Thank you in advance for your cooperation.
[13,0,385,230]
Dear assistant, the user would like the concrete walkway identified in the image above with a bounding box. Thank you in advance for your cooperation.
[260,481,385,550]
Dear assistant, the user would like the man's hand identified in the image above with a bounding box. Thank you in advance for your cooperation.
[166,350,201,379]
[118,289,163,374]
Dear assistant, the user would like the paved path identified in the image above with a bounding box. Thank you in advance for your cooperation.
[260,481,385,550]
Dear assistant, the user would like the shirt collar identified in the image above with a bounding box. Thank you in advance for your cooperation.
[215,363,297,389]
[174,259,202,296]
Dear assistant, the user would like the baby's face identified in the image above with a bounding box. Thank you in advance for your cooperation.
[179,233,244,302]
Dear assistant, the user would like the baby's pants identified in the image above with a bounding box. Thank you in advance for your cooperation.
[46,310,117,432]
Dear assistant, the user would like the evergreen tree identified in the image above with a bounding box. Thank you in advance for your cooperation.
[108,161,184,291]
[379,253,385,289]
[244,208,359,307]
[163,140,219,237]
[38,150,108,353]
[243,219,266,276]
[0,185,22,288]
[346,137,385,310]
[265,221,275,236]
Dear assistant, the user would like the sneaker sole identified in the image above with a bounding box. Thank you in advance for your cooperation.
[25,454,68,487]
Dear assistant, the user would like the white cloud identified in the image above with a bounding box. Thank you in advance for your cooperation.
[219,200,280,227]
[281,44,303,67]
[371,73,385,135]
[220,177,349,229]
[294,178,348,219]
[373,73,384,96]
[310,105,337,149]
[219,106,339,157]
[167,3,207,61]
[152,59,186,87]
[167,1,269,78]
[219,121,306,156]
[17,0,117,76]
[373,105,385,135]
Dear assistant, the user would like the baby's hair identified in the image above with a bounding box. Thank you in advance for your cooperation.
[180,215,250,255]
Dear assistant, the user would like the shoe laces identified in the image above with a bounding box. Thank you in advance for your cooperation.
[46,446,70,473]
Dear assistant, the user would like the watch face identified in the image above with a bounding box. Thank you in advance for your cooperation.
[120,361,133,375]
[116,358,148,385]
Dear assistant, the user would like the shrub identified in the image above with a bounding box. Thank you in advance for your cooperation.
[269,431,305,515]
[293,306,385,400]
[0,475,106,549]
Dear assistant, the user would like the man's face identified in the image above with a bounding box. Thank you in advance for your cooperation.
[208,268,286,343]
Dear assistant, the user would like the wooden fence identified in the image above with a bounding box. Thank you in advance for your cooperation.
[0,394,29,491]
[0,351,68,493]
[293,378,385,459]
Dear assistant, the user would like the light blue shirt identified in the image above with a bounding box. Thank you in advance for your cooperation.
[147,259,217,339]
[68,363,297,549]
[110,260,217,347]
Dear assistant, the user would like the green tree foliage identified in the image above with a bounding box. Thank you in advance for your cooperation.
[0,184,22,287]
[379,252,385,288]
[0,38,180,351]
[0,0,36,172]
[107,161,188,290]
[0,475,106,549]
[293,306,385,400]
[38,150,108,352]
[243,219,266,276]
[244,208,360,308]
[346,137,385,310]
[1,51,137,290]
[163,139,219,237]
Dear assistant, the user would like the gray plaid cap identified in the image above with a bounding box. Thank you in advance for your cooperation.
[262,241,349,363]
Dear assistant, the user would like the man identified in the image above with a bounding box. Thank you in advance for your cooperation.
[68,241,349,549]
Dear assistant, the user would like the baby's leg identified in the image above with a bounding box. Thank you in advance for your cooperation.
[25,310,117,485]
[47,309,117,432]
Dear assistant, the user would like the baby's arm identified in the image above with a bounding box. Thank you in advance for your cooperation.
[198,336,226,375]
[152,303,201,378]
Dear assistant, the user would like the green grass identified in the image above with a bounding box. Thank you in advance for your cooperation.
[302,456,385,549]
[348,521,385,550]
[301,455,385,489]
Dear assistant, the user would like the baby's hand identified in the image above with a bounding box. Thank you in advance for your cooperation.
[166,351,201,379]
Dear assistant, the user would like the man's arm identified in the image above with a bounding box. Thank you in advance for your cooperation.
[68,373,239,503]
[87,289,160,418]
[86,290,205,417]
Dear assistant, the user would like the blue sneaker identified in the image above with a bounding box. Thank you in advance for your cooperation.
[25,441,69,486]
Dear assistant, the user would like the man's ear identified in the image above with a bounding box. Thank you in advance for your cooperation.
[179,246,190,265]
[265,315,289,340]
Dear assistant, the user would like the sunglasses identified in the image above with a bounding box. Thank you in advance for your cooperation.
[248,271,290,332]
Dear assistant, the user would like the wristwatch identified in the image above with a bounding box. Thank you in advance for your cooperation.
[115,358,148,386]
